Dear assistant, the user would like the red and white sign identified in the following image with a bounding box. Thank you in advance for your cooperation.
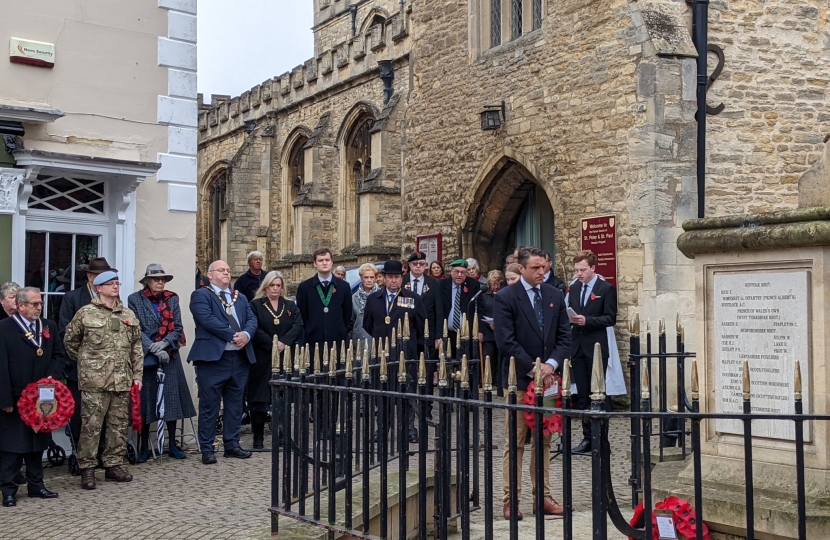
[580,215,617,287]
[10,38,55,68]
[416,233,442,264]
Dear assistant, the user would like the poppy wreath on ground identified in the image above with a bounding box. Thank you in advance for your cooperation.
[130,383,142,431]
[523,379,563,437]
[17,378,75,433]
[629,495,711,540]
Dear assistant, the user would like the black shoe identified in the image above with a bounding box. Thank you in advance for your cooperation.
[223,447,252,459]
[252,437,264,450]
[201,452,217,465]
[13,470,26,485]
[572,439,592,454]
[27,488,58,499]
[408,432,419,444]
[2,495,15,507]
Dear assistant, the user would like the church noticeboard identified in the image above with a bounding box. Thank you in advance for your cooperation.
[417,233,442,265]
[580,215,617,287]
[712,270,810,441]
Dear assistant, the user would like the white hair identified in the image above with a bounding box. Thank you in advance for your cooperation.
[247,251,264,263]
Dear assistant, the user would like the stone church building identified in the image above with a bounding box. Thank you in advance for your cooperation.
[197,0,829,338]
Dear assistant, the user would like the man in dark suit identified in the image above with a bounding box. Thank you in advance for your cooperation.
[0,287,64,507]
[567,250,617,454]
[295,247,353,359]
[188,260,257,465]
[494,247,570,519]
[403,251,439,416]
[434,259,481,358]
[57,257,116,450]
[543,251,567,294]
[232,250,265,301]
[363,260,426,442]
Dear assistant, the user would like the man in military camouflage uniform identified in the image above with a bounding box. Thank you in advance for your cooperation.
[64,271,143,490]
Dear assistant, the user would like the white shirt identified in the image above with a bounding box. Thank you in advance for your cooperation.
[210,283,249,350]
[579,275,599,307]
[317,273,332,287]
[519,276,558,371]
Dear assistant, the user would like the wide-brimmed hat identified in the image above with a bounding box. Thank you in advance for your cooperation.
[140,263,174,285]
[383,260,404,275]
[86,257,117,274]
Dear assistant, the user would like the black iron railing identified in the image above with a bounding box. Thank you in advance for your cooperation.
[267,315,815,540]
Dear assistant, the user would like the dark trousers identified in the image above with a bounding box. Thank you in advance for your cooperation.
[482,341,503,395]
[572,351,609,440]
[195,351,250,453]
[0,452,44,497]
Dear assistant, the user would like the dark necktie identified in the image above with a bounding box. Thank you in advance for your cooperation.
[532,287,544,329]
[580,285,587,307]
[221,291,242,332]
[321,280,329,289]
[452,285,462,331]
[413,278,419,295]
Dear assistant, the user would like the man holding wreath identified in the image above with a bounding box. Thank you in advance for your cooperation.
[0,287,65,506]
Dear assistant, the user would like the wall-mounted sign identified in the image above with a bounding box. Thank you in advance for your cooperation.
[10,38,55,68]
[416,233,443,265]
[580,215,617,287]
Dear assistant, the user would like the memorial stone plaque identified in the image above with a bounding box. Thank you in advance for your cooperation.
[713,270,810,440]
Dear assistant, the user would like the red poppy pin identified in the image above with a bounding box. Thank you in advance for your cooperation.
[159,327,167,336]
[463,286,468,293]
[590,293,597,301]
[122,319,131,325]
[42,327,51,339]
[333,288,337,294]
[549,303,554,308]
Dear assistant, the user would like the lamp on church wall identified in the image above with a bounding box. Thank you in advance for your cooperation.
[480,101,506,130]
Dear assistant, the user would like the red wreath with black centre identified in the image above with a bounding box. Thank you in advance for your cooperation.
[523,379,563,437]
[629,495,711,540]
[17,378,75,434]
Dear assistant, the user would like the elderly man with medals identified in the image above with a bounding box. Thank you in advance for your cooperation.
[362,260,426,443]
[0,287,65,506]
[64,271,143,490]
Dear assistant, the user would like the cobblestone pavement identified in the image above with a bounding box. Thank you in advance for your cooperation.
[4,409,634,539]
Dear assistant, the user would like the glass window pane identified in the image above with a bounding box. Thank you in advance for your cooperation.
[45,233,73,320]
[491,0,501,47]
[511,0,522,39]
[532,0,542,31]
[25,232,46,291]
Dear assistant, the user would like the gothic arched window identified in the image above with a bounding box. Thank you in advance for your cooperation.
[208,171,228,262]
[344,116,374,245]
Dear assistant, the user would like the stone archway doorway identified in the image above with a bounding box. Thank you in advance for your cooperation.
[465,159,556,273]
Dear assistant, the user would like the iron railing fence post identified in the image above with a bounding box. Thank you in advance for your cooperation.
[398,352,409,540]
[628,315,642,507]
[590,344,608,540]
[417,353,429,540]
[482,355,495,540]
[361,356,371,534]
[507,357,519,540]
[459,355,472,540]
[642,366,654,540]
[270,338,280,536]
[677,316,687,458]
[298,348,309,516]
[658,319,667,460]
[562,360,574,540]
[690,360,703,540]
[327,348,338,532]
[742,360,755,540]
[533,359,546,540]
[344,350,355,531]
[794,360,806,540]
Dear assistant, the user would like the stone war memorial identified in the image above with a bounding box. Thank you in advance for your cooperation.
[660,141,830,538]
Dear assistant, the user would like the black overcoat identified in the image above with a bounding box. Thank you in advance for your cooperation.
[0,317,65,453]
[567,278,617,361]
[435,276,482,334]
[295,275,353,355]
[57,283,93,381]
[493,282,571,391]
[403,273,439,342]
[249,297,303,403]
[362,288,425,359]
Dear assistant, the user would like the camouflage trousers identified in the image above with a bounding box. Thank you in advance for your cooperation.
[79,391,130,470]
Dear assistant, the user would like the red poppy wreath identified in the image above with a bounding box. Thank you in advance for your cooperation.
[523,380,563,437]
[629,496,711,540]
[17,378,75,433]
[130,383,142,432]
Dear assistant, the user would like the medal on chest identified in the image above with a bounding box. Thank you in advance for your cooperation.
[385,291,400,325]
[12,314,44,356]
[263,299,285,325]
[316,283,335,314]
[213,288,239,315]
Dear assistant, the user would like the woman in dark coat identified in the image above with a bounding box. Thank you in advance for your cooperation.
[249,271,303,448]
[477,270,504,396]
[127,264,196,461]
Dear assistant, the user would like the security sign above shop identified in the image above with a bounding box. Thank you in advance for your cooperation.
[10,37,55,68]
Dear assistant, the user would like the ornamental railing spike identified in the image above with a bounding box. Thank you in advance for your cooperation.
[534,358,544,395]
[483,355,492,392]
[418,352,427,386]
[508,356,517,393]
[590,342,606,401]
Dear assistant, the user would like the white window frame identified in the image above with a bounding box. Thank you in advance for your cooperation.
[11,151,160,301]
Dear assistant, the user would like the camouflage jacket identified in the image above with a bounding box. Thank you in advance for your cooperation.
[63,296,143,392]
